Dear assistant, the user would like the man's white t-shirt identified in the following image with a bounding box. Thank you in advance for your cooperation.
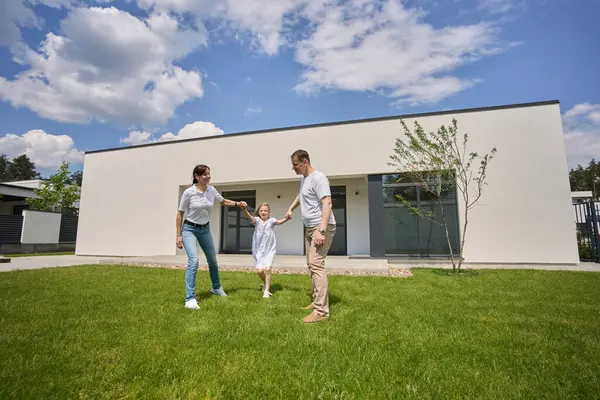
[178,185,224,225]
[299,170,336,228]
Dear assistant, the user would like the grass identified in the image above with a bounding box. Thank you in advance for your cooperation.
[1,266,599,399]
[1,252,75,257]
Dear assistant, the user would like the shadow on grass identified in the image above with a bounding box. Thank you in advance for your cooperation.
[430,268,480,277]
[195,287,243,301]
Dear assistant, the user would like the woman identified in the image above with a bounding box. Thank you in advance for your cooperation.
[176,164,247,310]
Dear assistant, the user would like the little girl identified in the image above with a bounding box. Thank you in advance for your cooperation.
[242,203,290,298]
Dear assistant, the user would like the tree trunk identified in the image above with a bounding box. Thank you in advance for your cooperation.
[459,208,469,273]
[439,201,456,272]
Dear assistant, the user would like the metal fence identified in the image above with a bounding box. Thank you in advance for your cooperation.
[0,215,24,244]
[59,215,79,243]
[573,200,600,263]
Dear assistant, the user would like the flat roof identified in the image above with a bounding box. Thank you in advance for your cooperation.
[86,99,560,155]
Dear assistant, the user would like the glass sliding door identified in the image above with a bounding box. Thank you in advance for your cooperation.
[220,190,256,254]
[382,173,459,257]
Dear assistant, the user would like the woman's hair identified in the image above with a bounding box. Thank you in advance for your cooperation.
[254,203,270,217]
[192,164,210,184]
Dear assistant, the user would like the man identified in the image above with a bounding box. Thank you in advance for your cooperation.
[285,149,336,323]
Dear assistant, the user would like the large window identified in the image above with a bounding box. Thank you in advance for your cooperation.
[382,173,459,257]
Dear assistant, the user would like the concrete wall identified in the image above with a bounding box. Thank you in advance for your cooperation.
[76,101,578,264]
[21,210,61,244]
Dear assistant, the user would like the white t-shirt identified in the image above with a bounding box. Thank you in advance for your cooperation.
[178,185,224,225]
[299,170,336,228]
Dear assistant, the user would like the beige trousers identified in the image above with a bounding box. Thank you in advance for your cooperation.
[305,224,336,316]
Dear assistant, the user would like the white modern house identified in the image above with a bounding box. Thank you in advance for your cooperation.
[75,100,579,264]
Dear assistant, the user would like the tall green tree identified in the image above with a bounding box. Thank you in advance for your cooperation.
[69,170,83,187]
[569,159,600,198]
[6,154,40,181]
[26,162,80,215]
[0,154,8,182]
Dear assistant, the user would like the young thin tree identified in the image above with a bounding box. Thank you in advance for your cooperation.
[26,162,80,215]
[388,118,497,272]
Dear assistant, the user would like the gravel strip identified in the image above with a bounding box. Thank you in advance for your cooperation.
[105,262,413,278]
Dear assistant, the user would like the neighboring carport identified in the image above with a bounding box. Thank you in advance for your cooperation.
[0,183,36,216]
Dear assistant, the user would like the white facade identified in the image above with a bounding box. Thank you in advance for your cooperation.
[76,101,579,264]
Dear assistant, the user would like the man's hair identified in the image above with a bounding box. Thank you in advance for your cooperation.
[291,149,310,163]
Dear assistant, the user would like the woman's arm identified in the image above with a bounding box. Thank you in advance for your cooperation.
[176,210,184,248]
[221,199,247,208]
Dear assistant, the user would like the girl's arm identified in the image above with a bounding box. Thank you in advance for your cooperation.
[274,215,291,226]
[241,206,256,225]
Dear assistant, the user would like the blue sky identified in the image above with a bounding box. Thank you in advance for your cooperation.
[0,0,599,177]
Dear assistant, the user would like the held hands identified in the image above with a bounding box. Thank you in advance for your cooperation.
[284,209,293,220]
[236,201,248,208]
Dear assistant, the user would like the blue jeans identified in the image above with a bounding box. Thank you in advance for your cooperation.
[181,222,221,301]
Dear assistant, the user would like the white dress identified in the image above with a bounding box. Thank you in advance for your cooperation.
[252,217,277,268]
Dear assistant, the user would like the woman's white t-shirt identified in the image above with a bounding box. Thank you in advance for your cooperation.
[178,185,224,225]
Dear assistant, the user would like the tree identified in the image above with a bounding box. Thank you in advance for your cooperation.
[0,154,8,182]
[6,154,40,181]
[569,159,600,198]
[69,170,83,187]
[388,118,497,273]
[26,162,80,215]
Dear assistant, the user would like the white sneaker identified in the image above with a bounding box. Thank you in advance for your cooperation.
[185,299,199,309]
[211,287,228,297]
[263,291,272,298]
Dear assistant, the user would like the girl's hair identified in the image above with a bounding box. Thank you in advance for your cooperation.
[192,164,210,184]
[254,203,270,217]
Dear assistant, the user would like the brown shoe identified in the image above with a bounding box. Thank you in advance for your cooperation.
[303,311,327,323]
[301,302,314,310]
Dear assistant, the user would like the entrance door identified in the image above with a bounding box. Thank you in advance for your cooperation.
[303,185,347,256]
[329,186,347,255]
[220,190,256,254]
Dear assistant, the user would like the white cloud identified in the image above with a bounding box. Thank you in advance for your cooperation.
[0,129,84,169]
[293,0,509,105]
[138,0,305,55]
[0,0,42,47]
[478,0,521,14]
[0,0,81,47]
[136,0,513,106]
[0,0,521,127]
[0,6,206,128]
[563,103,600,169]
[244,107,262,116]
[120,120,224,145]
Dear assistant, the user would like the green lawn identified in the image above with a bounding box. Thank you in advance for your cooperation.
[1,266,599,399]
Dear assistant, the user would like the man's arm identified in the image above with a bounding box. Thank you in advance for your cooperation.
[285,194,300,218]
[319,196,333,232]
